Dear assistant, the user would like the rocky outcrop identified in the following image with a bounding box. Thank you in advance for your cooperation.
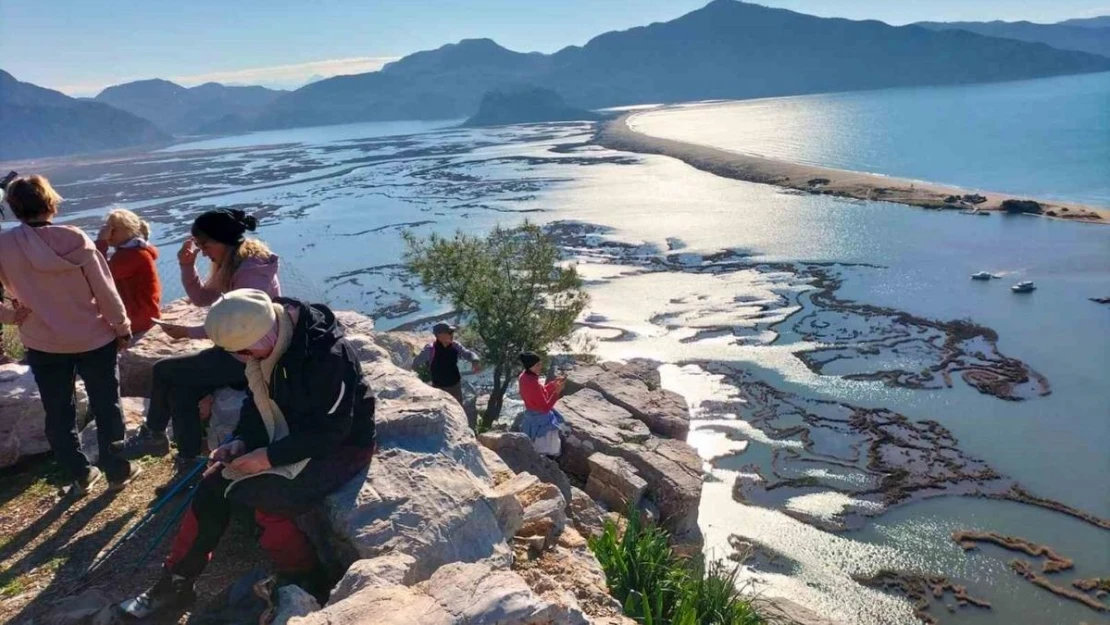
[564,362,690,440]
[479,431,573,504]
[585,453,647,512]
[0,364,88,468]
[301,559,589,625]
[118,299,210,397]
[557,388,703,544]
[567,487,607,539]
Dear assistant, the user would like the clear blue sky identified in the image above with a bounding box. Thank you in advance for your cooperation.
[1,0,1106,95]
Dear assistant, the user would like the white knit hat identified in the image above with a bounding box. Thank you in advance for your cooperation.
[204,289,277,352]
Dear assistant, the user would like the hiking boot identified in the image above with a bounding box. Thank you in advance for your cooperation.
[122,425,170,458]
[118,568,196,619]
[153,457,200,497]
[58,467,102,498]
[107,462,143,492]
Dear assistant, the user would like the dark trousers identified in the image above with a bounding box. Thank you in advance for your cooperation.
[166,445,373,579]
[435,382,464,406]
[26,340,129,482]
[147,347,245,459]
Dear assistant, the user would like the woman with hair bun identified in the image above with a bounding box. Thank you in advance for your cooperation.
[127,208,281,494]
[96,208,162,335]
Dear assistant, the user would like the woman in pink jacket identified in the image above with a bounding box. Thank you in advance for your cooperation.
[127,208,281,494]
[0,175,140,495]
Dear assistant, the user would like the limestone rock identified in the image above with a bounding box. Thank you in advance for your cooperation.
[479,444,516,486]
[0,363,88,468]
[568,487,607,539]
[40,588,116,625]
[478,431,573,504]
[367,330,428,370]
[514,545,625,623]
[321,333,517,582]
[330,553,418,603]
[298,562,587,625]
[558,390,702,543]
[760,597,849,625]
[119,299,210,397]
[565,362,690,440]
[272,584,320,625]
[585,453,647,512]
[205,387,246,450]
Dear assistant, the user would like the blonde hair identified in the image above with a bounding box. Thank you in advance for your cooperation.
[105,208,151,241]
[207,238,273,293]
[6,175,63,221]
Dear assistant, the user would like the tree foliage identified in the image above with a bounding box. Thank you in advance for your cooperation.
[403,222,588,426]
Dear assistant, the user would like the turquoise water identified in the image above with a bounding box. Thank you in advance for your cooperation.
[630,72,1110,208]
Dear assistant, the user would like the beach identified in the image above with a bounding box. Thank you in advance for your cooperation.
[598,111,1110,223]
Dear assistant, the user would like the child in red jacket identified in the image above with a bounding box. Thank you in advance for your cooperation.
[96,209,162,335]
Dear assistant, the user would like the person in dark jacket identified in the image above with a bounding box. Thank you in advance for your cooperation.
[411,322,480,406]
[119,289,375,619]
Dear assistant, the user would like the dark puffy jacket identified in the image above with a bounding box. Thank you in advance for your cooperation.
[234,297,375,467]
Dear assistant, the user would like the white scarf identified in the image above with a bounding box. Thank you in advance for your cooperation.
[222,304,310,489]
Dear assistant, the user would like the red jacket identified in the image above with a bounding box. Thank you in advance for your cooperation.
[97,240,162,334]
[519,370,561,412]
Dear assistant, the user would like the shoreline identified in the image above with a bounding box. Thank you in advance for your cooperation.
[596,112,1110,224]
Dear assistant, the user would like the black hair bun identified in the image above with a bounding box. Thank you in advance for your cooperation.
[242,215,258,231]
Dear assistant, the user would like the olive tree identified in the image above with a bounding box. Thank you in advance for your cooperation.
[403,222,588,428]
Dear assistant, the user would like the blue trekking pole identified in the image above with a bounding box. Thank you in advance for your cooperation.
[82,457,207,579]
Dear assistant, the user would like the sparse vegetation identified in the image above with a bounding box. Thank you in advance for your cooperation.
[589,513,764,625]
[2,324,24,361]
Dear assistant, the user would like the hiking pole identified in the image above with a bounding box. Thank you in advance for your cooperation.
[82,457,207,579]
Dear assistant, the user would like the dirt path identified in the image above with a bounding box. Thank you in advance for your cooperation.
[0,454,265,624]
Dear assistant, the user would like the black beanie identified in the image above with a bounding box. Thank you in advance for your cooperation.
[519,352,541,370]
[192,208,258,246]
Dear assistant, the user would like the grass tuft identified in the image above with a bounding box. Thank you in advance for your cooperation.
[589,512,763,625]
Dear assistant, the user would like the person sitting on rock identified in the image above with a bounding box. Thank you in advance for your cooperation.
[411,322,481,406]
[95,208,162,337]
[515,352,566,457]
[125,208,281,495]
[119,289,376,619]
[0,175,140,495]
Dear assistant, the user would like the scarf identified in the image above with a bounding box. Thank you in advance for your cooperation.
[222,304,310,489]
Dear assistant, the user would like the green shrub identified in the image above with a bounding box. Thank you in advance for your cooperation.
[589,513,763,625]
[2,325,24,361]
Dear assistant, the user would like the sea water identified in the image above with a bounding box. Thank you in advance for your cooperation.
[629,72,1110,208]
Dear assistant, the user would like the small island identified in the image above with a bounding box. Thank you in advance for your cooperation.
[464,86,601,127]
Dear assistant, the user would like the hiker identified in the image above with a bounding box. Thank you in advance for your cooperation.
[411,322,481,406]
[119,289,376,618]
[95,208,162,336]
[126,208,280,494]
[0,175,140,495]
[515,352,566,456]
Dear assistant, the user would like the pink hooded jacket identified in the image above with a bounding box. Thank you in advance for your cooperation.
[0,224,131,354]
[179,254,281,339]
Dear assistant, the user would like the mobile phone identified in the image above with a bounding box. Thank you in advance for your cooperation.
[0,171,17,191]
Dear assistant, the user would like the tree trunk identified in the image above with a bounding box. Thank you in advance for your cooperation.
[484,366,505,428]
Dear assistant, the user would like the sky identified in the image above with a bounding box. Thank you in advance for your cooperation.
[1,0,1107,96]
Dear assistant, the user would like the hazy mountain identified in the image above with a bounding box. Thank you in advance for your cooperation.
[0,70,168,160]
[95,79,286,134]
[916,19,1110,57]
[255,1,1110,129]
[255,39,548,128]
[464,86,601,126]
[1057,16,1110,28]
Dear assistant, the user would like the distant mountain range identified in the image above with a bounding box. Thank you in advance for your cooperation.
[0,70,168,161]
[916,18,1110,58]
[5,1,1110,158]
[253,1,1110,130]
[94,79,286,134]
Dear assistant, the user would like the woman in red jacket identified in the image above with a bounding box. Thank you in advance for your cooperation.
[515,352,566,456]
[96,209,162,336]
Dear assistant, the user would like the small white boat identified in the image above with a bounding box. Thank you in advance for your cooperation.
[1011,281,1036,293]
[971,271,994,281]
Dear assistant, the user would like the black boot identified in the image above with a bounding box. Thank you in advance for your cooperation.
[118,567,196,619]
[121,425,171,458]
